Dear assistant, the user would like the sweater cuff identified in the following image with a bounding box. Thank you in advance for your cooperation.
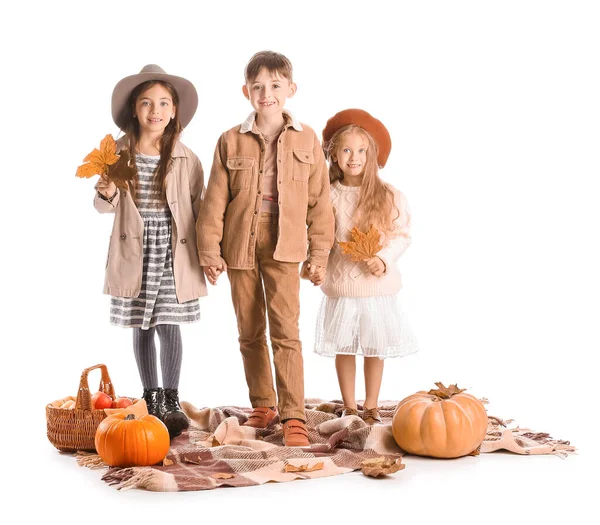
[198,251,225,267]
[309,249,329,268]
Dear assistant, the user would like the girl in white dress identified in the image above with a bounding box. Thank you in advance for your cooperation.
[312,109,418,424]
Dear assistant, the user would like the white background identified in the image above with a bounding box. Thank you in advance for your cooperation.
[3,1,598,523]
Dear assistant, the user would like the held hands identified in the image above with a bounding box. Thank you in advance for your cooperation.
[306,262,326,286]
[202,260,227,286]
[96,176,117,199]
[365,256,386,277]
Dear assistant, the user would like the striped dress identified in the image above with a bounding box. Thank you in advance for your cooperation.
[110,153,201,329]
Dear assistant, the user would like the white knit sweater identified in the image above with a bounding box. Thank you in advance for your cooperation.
[320,181,411,298]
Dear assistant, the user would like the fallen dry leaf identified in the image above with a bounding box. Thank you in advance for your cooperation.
[162,458,173,466]
[183,457,202,465]
[284,462,324,473]
[360,457,405,478]
[76,134,120,179]
[339,225,383,262]
[212,473,235,479]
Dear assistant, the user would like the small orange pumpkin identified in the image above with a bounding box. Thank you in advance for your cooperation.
[392,382,488,458]
[95,413,170,467]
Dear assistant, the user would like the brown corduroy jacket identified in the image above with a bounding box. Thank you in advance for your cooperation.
[196,114,335,269]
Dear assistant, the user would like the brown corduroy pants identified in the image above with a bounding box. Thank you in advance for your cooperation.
[227,213,306,422]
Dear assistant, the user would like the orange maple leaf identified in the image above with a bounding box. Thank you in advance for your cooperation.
[76,134,120,179]
[338,224,383,261]
[284,462,324,473]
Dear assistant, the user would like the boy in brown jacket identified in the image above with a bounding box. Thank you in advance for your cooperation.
[196,51,334,446]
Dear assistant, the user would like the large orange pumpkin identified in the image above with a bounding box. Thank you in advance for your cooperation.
[392,382,488,458]
[95,413,170,467]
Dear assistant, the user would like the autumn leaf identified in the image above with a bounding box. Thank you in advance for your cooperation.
[428,382,467,399]
[76,134,120,179]
[284,462,324,473]
[360,457,405,478]
[107,148,136,190]
[338,224,383,262]
[212,473,235,479]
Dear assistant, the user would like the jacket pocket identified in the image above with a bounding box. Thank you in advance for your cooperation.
[226,157,254,190]
[292,149,314,182]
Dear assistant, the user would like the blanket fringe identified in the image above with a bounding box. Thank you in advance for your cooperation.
[101,467,148,490]
[482,417,576,458]
[75,451,108,470]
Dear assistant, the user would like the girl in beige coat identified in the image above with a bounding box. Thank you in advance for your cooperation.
[94,65,206,438]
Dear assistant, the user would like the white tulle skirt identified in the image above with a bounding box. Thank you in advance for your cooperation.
[314,295,419,359]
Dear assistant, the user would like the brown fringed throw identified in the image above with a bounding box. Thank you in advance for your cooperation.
[73,399,575,492]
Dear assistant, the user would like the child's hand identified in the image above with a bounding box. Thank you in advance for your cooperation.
[96,176,117,199]
[365,257,385,277]
[202,261,227,285]
[307,263,326,286]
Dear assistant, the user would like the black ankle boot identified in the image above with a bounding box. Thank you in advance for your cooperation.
[163,388,189,438]
[142,387,164,419]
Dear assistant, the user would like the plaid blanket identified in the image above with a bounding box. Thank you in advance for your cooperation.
[75,399,575,491]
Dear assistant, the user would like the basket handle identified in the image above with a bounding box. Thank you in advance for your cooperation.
[75,363,116,410]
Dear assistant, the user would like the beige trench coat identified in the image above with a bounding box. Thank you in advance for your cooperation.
[94,137,207,302]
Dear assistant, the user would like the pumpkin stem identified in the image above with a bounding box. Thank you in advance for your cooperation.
[427,382,466,399]
[125,414,136,420]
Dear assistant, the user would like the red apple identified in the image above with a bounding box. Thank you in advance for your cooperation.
[113,397,133,409]
[91,391,113,410]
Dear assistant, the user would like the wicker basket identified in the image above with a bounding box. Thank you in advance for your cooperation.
[46,364,117,452]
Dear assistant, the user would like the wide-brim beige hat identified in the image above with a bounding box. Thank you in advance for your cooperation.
[111,64,198,129]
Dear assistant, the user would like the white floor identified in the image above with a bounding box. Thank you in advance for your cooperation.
[5,2,598,523]
[30,438,590,525]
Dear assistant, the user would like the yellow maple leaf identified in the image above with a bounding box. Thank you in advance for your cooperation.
[76,134,120,179]
[338,224,383,261]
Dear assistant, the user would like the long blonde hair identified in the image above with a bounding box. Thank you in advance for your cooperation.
[324,125,399,235]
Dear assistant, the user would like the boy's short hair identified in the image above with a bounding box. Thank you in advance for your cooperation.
[245,51,293,83]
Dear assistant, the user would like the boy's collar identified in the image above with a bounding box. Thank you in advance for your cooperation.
[240,110,303,134]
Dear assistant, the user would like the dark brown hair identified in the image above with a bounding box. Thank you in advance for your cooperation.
[244,51,293,83]
[120,80,182,203]
[324,125,399,235]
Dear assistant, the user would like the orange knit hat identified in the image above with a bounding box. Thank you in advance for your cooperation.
[322,109,392,168]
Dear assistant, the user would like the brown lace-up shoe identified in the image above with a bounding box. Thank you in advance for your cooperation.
[362,407,383,425]
[340,407,359,417]
[243,407,278,428]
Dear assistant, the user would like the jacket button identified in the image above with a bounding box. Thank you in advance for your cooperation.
[120,234,126,240]
[250,232,255,236]
[278,180,281,184]
[305,155,309,159]
[259,169,263,174]
[278,159,281,163]
[254,211,258,215]
[257,190,262,195]
[180,239,187,244]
